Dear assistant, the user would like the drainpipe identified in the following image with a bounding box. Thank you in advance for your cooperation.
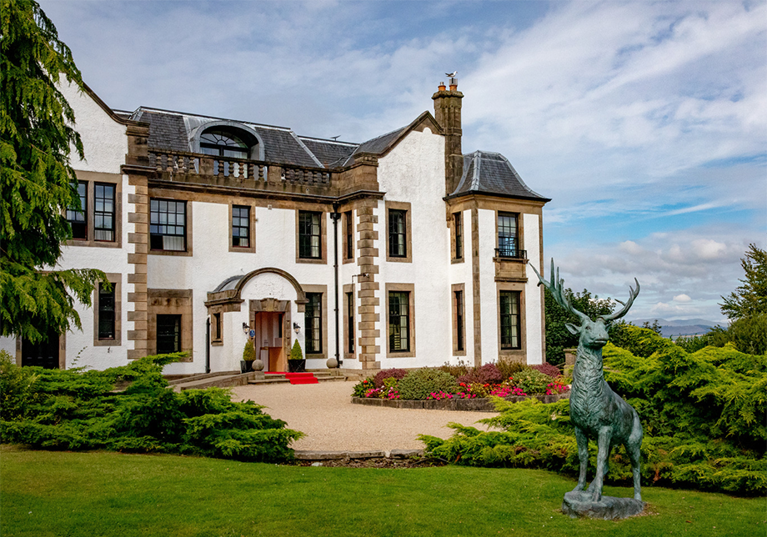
[205,317,211,374]
[331,204,342,368]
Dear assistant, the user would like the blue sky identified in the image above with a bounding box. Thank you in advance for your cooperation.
[41,0,766,323]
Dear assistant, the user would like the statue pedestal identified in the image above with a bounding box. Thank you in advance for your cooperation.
[562,491,645,520]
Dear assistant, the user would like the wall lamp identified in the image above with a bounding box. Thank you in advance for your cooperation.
[242,322,249,334]
[293,322,301,335]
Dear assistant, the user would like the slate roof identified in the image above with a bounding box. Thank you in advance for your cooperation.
[133,110,188,152]
[298,137,357,168]
[129,107,442,171]
[131,108,332,168]
[450,151,550,202]
[127,107,547,202]
[343,126,407,166]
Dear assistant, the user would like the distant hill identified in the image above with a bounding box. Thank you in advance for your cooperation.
[627,318,724,338]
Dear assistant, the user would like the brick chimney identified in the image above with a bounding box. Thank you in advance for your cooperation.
[432,77,463,196]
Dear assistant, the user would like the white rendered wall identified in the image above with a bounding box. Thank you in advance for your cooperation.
[523,213,544,364]
[448,209,474,364]
[60,83,128,174]
[24,84,133,370]
[478,209,499,362]
[54,177,134,370]
[150,202,338,374]
[375,128,452,369]
[0,337,15,357]
[339,208,361,369]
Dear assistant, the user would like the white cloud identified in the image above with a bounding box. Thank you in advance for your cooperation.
[34,0,765,323]
[550,225,758,322]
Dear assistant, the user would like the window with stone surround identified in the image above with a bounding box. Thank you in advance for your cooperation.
[453,212,463,260]
[64,172,122,249]
[385,201,412,263]
[148,289,193,360]
[500,291,521,350]
[150,199,186,252]
[156,315,182,354]
[97,284,116,340]
[67,182,87,239]
[93,274,121,347]
[388,291,410,353]
[298,211,322,259]
[497,212,520,258]
[453,287,465,354]
[212,312,223,345]
[385,283,416,357]
[343,211,354,262]
[304,292,323,354]
[346,291,354,354]
[232,205,250,248]
[388,209,407,258]
[93,183,115,242]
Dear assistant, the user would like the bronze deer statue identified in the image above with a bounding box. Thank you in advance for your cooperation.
[532,260,643,502]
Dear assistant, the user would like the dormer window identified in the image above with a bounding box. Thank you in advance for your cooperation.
[200,129,249,159]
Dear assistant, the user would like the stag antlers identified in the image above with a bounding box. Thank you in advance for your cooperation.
[531,259,640,324]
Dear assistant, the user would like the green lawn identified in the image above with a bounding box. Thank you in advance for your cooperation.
[1,446,763,537]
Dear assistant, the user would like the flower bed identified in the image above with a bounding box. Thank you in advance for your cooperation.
[351,393,570,412]
[351,362,571,411]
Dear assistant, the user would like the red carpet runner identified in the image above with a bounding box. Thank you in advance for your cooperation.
[264,372,319,385]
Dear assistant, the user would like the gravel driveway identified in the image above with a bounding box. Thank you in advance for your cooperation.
[230,381,499,452]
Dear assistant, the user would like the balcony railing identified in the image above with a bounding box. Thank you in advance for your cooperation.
[148,149,331,186]
[495,248,527,260]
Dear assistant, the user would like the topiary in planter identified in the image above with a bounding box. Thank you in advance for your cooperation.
[242,340,256,362]
[373,368,408,388]
[289,340,303,361]
[398,368,459,400]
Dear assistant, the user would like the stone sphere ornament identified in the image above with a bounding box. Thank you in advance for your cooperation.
[251,359,264,372]
[532,259,645,520]
[326,357,338,369]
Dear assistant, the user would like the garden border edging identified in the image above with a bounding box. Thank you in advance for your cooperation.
[351,393,569,411]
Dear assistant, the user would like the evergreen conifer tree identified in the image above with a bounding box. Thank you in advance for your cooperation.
[721,243,767,320]
[1,0,105,342]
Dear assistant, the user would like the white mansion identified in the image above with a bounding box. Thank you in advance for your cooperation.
[1,79,550,375]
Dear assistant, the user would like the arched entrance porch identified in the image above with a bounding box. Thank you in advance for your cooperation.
[206,267,308,373]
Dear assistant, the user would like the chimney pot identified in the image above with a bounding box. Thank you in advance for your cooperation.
[449,84,457,91]
[438,81,446,91]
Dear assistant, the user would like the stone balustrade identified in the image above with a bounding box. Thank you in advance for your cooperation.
[148,149,331,187]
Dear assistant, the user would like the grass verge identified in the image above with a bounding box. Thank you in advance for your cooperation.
[1,445,763,537]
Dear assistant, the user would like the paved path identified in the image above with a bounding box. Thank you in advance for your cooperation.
[230,381,499,452]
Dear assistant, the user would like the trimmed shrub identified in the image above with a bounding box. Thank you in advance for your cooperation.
[530,362,561,378]
[373,368,408,388]
[0,353,302,462]
[289,340,303,361]
[511,368,551,395]
[458,363,503,385]
[420,329,767,496]
[242,340,256,362]
[0,351,40,421]
[398,369,459,400]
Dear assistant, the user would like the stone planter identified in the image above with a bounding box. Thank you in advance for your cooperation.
[288,359,306,373]
[351,393,569,412]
